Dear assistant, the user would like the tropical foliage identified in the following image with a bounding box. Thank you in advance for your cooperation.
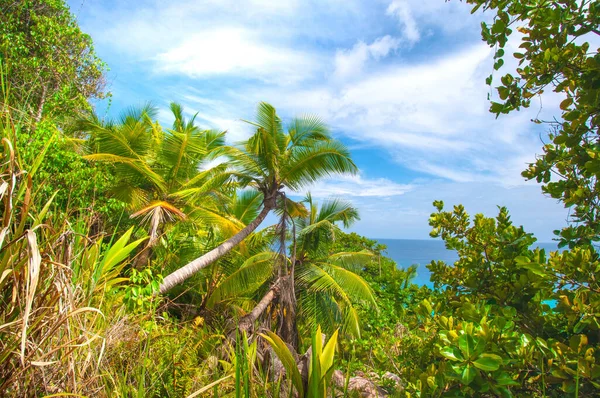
[0,0,107,122]
[2,0,600,397]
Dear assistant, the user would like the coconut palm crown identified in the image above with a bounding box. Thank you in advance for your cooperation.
[159,102,358,293]
[75,102,227,267]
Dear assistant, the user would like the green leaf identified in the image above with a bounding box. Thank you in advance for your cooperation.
[521,262,547,277]
[461,364,476,385]
[458,334,476,360]
[560,97,573,110]
[473,353,503,371]
[514,256,530,265]
[439,346,464,361]
[260,332,304,396]
[494,372,520,386]
[320,328,339,377]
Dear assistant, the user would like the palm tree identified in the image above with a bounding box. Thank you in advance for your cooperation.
[159,102,357,293]
[290,195,375,344]
[76,102,228,268]
[208,197,376,349]
[401,264,418,289]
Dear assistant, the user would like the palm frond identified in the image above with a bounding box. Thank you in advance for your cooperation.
[296,263,352,303]
[315,262,377,309]
[243,102,284,174]
[298,292,341,337]
[118,102,158,126]
[130,200,186,221]
[202,129,227,154]
[207,251,278,307]
[287,115,331,146]
[107,183,151,210]
[281,140,358,190]
[298,219,340,239]
[329,250,373,272]
[232,190,263,225]
[274,196,309,219]
[83,153,166,192]
[342,304,361,338]
[173,169,235,203]
[222,146,267,183]
[317,198,360,228]
[187,205,246,239]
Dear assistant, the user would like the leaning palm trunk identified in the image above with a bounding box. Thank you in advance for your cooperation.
[238,280,281,333]
[159,196,276,293]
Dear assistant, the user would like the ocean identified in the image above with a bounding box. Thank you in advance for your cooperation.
[375,239,560,286]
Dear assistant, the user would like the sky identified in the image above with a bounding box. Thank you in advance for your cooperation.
[69,0,569,241]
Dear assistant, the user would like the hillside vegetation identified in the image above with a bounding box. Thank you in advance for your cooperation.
[0,0,599,396]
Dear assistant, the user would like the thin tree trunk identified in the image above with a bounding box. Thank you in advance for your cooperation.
[159,199,275,294]
[278,275,298,349]
[238,281,280,333]
[132,246,153,270]
[34,85,47,124]
[133,210,161,270]
[279,221,298,349]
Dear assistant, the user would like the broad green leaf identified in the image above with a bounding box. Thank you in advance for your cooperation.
[439,347,463,362]
[494,372,520,386]
[473,353,502,371]
[320,328,338,376]
[260,332,304,397]
[461,364,476,385]
[96,227,145,282]
[458,334,476,360]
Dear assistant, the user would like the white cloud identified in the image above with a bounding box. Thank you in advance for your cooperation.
[74,0,570,239]
[154,27,319,83]
[334,35,401,79]
[260,43,560,187]
[386,1,420,44]
[300,174,413,198]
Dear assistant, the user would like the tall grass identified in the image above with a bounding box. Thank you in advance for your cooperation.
[0,85,145,395]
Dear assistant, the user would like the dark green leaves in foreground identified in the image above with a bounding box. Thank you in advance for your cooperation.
[415,202,600,396]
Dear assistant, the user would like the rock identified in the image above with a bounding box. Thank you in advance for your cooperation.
[382,371,404,389]
[346,376,388,398]
[267,346,286,380]
[368,371,380,380]
[331,369,345,387]
[330,371,388,398]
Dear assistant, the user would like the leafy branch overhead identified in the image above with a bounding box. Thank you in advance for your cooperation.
[467,0,600,247]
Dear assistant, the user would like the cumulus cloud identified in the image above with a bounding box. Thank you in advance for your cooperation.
[386,1,420,44]
[154,28,319,83]
[300,174,413,198]
[334,35,401,79]
[73,0,569,238]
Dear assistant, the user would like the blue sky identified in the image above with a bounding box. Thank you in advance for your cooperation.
[70,0,568,241]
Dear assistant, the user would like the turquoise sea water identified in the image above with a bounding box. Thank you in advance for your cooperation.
[374,238,559,286]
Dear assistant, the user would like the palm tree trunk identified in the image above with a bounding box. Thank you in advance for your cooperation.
[279,221,298,349]
[159,198,275,294]
[238,281,280,333]
[133,211,162,270]
[132,246,153,270]
[278,275,298,349]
